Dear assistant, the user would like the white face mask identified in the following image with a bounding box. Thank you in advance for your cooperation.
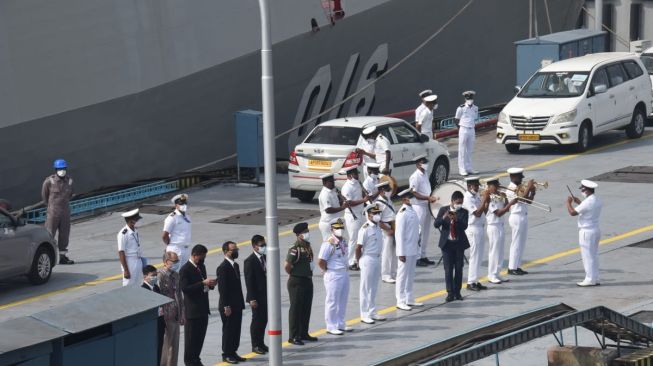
[433,104,439,111]
[56,169,67,177]
[421,163,429,171]
[370,173,379,179]
[178,204,187,213]
[301,232,310,241]
[466,99,474,106]
[581,191,589,198]
[258,246,267,255]
[333,229,344,237]
[367,138,375,144]
[453,204,463,211]
[372,214,381,223]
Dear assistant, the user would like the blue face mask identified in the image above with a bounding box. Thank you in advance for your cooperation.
[170,262,181,272]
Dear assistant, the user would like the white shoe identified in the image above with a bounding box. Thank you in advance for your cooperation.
[396,303,412,311]
[371,314,387,321]
[576,280,599,287]
[470,170,479,174]
[361,318,375,324]
[407,302,424,307]
[340,326,354,332]
[460,171,469,176]
[496,276,509,282]
[327,329,344,335]
[382,278,396,284]
[488,277,502,284]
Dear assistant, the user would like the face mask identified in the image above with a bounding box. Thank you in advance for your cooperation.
[433,104,439,111]
[370,173,379,179]
[581,191,589,198]
[372,214,381,222]
[178,204,187,213]
[56,169,67,178]
[367,138,375,144]
[170,262,181,272]
[258,246,267,255]
[469,188,478,194]
[466,99,474,106]
[333,229,344,237]
[301,232,310,241]
[453,204,463,211]
[147,276,158,286]
[231,250,239,260]
[421,163,429,171]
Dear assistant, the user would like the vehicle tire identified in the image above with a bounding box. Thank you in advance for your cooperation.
[28,246,53,285]
[575,122,592,152]
[430,157,449,187]
[625,107,645,139]
[505,144,520,154]
[294,190,315,203]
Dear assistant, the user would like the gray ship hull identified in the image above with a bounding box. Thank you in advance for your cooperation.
[0,0,582,207]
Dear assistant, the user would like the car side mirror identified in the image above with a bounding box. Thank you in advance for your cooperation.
[419,134,430,143]
[592,84,607,95]
[514,85,522,94]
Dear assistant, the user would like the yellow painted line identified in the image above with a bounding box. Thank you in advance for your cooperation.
[0,223,318,311]
[215,222,653,366]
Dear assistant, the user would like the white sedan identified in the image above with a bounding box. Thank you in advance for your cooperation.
[288,116,450,202]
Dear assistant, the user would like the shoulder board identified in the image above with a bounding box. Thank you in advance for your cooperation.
[328,237,338,245]
[121,228,128,234]
[169,212,176,216]
[362,223,369,228]
[400,207,406,212]
[459,104,465,108]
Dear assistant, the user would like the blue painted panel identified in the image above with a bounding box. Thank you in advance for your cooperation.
[516,44,558,86]
[62,337,114,366]
[560,41,578,60]
[593,35,606,53]
[17,355,50,366]
[235,110,263,168]
[114,321,157,365]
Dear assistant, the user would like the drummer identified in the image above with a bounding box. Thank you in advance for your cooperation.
[362,163,381,202]
[409,155,438,267]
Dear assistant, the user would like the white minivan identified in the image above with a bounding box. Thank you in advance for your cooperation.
[497,52,651,152]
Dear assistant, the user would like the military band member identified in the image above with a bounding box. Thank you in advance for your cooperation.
[339,166,368,270]
[356,204,386,324]
[463,176,490,291]
[395,188,422,311]
[454,91,479,176]
[356,126,392,176]
[506,168,535,275]
[566,180,603,287]
[318,173,349,244]
[355,128,377,180]
[285,223,318,345]
[376,181,397,284]
[117,208,144,287]
[485,178,517,284]
[318,219,352,335]
[362,162,381,202]
[163,194,192,265]
[410,155,438,266]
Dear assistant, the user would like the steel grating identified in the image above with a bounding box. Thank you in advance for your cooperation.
[589,166,653,184]
[211,208,320,226]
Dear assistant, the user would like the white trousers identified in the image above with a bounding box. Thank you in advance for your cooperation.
[122,255,143,287]
[359,255,381,319]
[324,270,350,331]
[396,255,417,305]
[579,228,600,283]
[413,204,431,258]
[345,214,363,265]
[486,224,505,280]
[167,244,190,266]
[381,229,397,280]
[466,225,486,284]
[508,214,528,270]
[458,126,475,174]
[319,221,332,244]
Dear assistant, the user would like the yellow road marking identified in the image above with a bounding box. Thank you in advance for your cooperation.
[215,223,653,366]
[0,223,318,311]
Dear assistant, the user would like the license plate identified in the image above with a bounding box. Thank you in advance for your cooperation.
[518,134,540,141]
[308,159,332,170]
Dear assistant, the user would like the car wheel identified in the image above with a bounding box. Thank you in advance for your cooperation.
[626,108,645,139]
[28,246,53,285]
[575,122,592,152]
[293,189,315,203]
[505,144,520,154]
[430,157,449,187]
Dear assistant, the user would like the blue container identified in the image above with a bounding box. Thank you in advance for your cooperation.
[235,110,264,182]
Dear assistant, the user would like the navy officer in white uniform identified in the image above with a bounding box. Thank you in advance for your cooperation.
[356,204,386,324]
[339,166,368,269]
[318,173,349,243]
[414,89,432,125]
[395,188,422,311]
[163,193,192,265]
[454,91,479,176]
[118,208,145,287]
[409,155,438,266]
[416,94,438,139]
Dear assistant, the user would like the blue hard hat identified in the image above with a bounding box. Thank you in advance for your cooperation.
[53,159,67,169]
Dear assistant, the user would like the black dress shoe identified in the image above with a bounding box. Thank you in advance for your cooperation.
[222,356,239,364]
[445,294,455,302]
[508,269,523,276]
[466,283,480,291]
[476,282,488,290]
[59,255,75,265]
[289,338,304,345]
[416,258,428,267]
[348,264,360,271]
[234,354,247,362]
[454,293,464,301]
[302,335,318,342]
[261,344,269,352]
[252,346,266,354]
[423,257,436,265]
[516,268,529,275]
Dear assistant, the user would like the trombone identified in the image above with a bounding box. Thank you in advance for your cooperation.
[497,183,552,212]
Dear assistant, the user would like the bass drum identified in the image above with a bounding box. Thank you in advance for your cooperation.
[429,181,466,219]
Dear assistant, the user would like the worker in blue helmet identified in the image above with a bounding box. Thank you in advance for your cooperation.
[41,159,75,264]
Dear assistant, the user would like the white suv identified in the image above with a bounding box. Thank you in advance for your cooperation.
[288,117,450,202]
[497,52,651,152]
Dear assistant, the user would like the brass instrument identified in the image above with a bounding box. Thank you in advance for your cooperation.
[379,175,398,197]
[497,184,552,212]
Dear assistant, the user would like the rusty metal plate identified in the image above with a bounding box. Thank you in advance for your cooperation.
[589,166,653,184]
[211,208,319,226]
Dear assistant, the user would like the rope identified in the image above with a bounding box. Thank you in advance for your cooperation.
[581,6,630,48]
[187,0,476,172]
[544,0,553,33]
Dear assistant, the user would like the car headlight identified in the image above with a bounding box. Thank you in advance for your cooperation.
[498,111,509,125]
[550,109,577,124]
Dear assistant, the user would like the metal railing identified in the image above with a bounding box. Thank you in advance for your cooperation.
[26,180,179,223]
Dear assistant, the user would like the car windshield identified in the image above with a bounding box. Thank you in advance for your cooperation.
[519,71,589,98]
[640,54,653,74]
[303,125,362,145]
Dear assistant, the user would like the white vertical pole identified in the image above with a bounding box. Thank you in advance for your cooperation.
[595,0,603,32]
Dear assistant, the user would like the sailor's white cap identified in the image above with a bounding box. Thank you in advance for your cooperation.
[463,90,476,97]
[423,95,438,103]
[464,176,481,182]
[320,173,335,180]
[397,188,414,197]
[366,162,380,169]
[414,154,428,162]
[121,208,142,220]
[375,181,390,189]
[580,179,598,189]
[362,126,377,135]
[507,167,524,175]
[338,165,359,175]
[419,89,433,98]
[171,193,188,205]
[364,203,382,213]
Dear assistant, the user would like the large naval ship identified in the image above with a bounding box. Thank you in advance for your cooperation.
[0,0,583,207]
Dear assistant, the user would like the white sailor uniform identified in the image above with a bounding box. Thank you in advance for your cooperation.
[357,220,383,320]
[341,178,365,266]
[163,209,192,265]
[319,235,350,332]
[409,168,432,259]
[318,186,341,242]
[463,190,486,284]
[377,195,397,282]
[576,194,602,284]
[375,134,393,175]
[486,197,507,281]
[117,225,144,287]
[395,203,420,306]
[455,102,478,175]
[356,136,376,181]
[506,182,528,270]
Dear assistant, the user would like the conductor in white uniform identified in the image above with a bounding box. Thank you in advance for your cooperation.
[409,155,438,266]
[454,91,479,176]
[118,208,145,287]
[395,188,423,311]
[566,180,603,287]
[163,194,192,265]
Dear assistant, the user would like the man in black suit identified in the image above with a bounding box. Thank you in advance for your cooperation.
[434,191,470,302]
[180,244,217,366]
[142,265,165,365]
[244,235,268,355]
[217,241,246,364]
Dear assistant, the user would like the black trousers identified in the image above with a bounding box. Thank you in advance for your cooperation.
[251,300,268,348]
[220,308,243,357]
[441,244,465,295]
[287,276,313,340]
[157,316,165,365]
[184,315,208,366]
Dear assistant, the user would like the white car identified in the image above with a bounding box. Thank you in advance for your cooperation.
[288,117,450,202]
[639,47,653,114]
[497,52,651,153]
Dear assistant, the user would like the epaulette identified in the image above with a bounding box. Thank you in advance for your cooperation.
[459,104,465,108]
[362,222,369,228]
[121,228,128,234]
[399,207,406,212]
[169,212,176,217]
[328,237,338,245]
